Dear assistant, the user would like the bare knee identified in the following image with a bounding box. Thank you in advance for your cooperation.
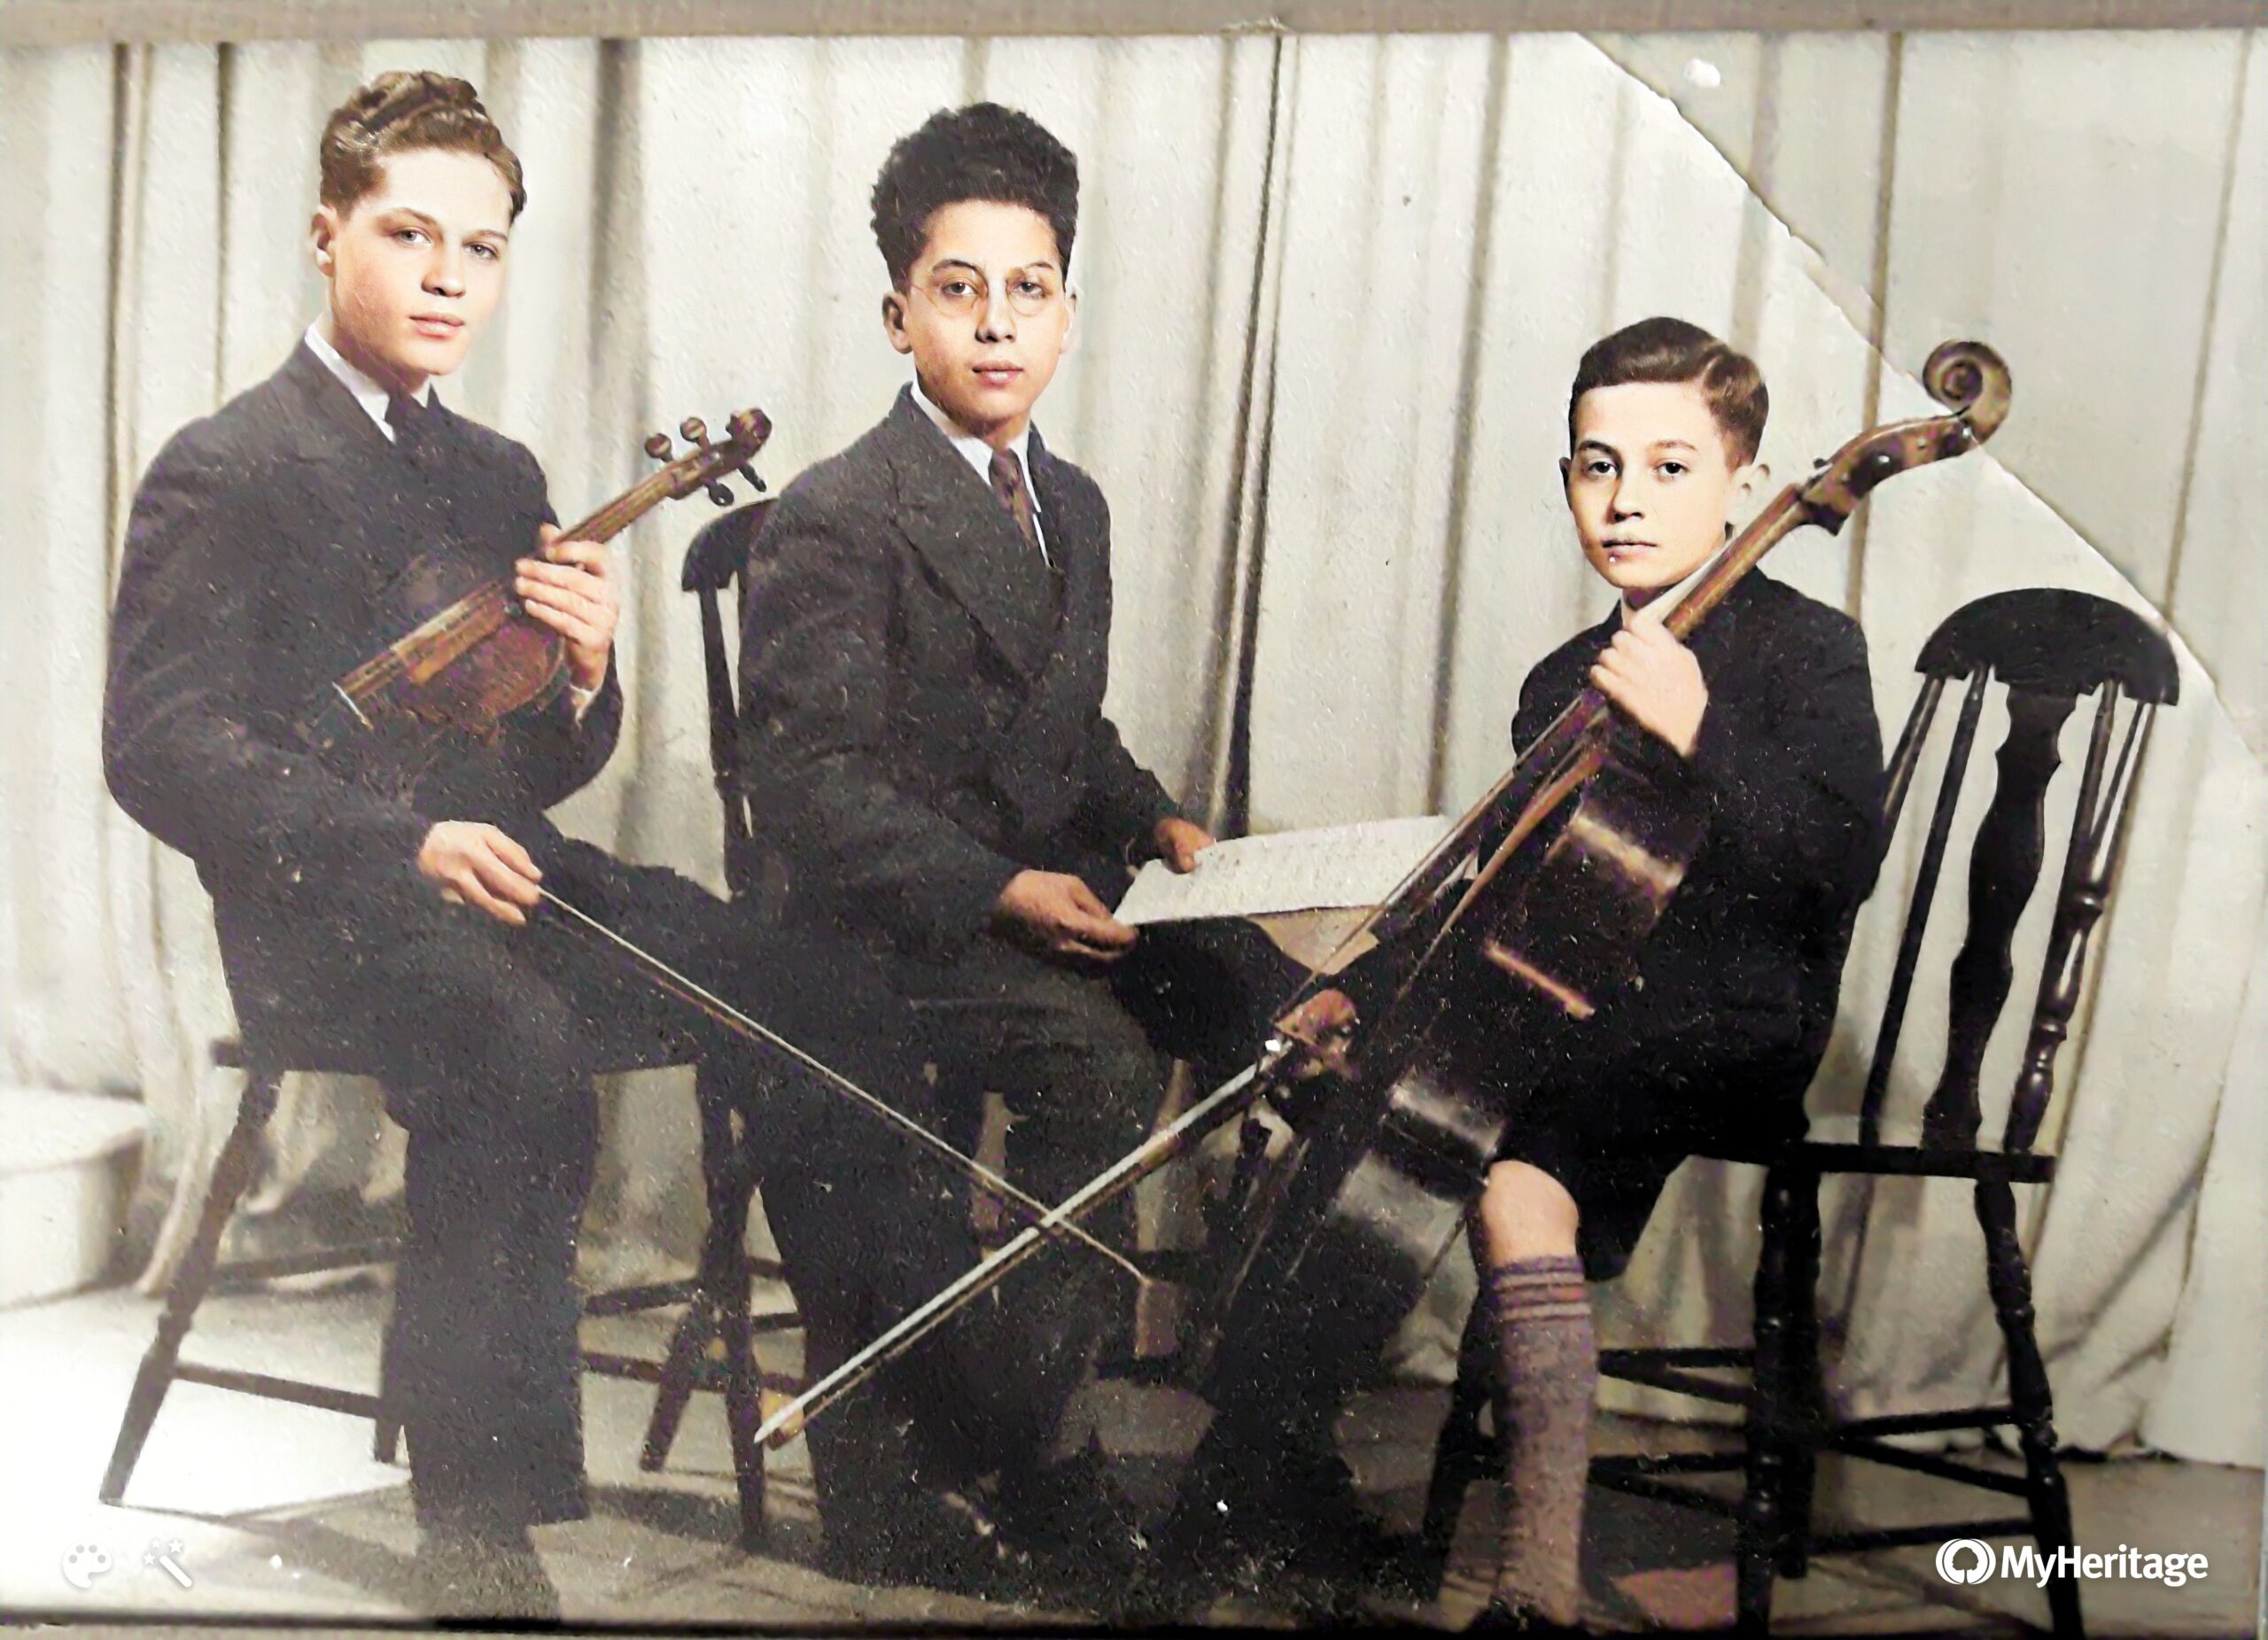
[1473,1160,1580,1266]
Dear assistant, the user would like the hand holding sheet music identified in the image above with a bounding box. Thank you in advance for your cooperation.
[1114,816,1452,927]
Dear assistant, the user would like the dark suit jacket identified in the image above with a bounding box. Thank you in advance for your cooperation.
[104,342,621,1000]
[740,388,1180,962]
[1511,570,1886,1067]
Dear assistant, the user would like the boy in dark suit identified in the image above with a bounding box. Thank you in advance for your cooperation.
[1168,319,1885,1632]
[740,102,1292,1505]
[105,73,1070,1613]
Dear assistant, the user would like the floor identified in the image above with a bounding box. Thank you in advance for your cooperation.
[1,1279,2256,1635]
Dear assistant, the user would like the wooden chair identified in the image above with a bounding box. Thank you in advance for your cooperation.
[1418,587,2179,1638]
[98,508,812,1552]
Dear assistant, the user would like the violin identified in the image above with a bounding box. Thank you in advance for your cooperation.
[290,410,771,792]
[745,338,2013,1451]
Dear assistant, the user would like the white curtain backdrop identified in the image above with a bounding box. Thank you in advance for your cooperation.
[1,27,2257,1470]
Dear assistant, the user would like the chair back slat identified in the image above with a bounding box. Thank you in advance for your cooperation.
[2002,690,2155,1153]
[1880,672,1949,841]
[679,500,778,901]
[1860,670,1988,1147]
[1858,587,2178,1160]
[1918,686,2080,1148]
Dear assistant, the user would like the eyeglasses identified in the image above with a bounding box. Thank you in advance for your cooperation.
[913,268,1064,321]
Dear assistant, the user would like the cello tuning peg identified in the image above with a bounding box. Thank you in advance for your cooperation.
[680,416,709,444]
[707,481,734,507]
[740,463,767,494]
[645,433,673,461]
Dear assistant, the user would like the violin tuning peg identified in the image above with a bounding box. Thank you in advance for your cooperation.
[739,462,766,494]
[680,416,709,445]
[645,433,672,461]
[707,481,734,507]
[1813,455,1829,470]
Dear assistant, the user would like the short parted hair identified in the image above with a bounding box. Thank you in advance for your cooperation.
[318,71,527,222]
[1568,317,1768,467]
[870,102,1078,290]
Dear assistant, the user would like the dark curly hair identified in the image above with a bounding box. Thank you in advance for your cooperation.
[319,70,526,222]
[870,102,1077,290]
[1569,317,1768,466]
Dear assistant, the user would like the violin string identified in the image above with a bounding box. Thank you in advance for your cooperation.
[532,886,1145,1284]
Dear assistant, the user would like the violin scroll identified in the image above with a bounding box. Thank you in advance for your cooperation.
[643,407,775,509]
[1798,339,2011,530]
[1923,338,2012,441]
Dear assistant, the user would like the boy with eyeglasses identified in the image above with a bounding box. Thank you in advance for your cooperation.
[741,102,1295,1552]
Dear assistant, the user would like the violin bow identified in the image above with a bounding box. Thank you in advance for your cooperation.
[530,896,1146,1286]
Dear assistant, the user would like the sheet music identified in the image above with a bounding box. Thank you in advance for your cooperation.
[1114,815,1452,927]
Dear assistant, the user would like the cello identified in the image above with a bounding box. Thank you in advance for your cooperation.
[750,338,2012,1459]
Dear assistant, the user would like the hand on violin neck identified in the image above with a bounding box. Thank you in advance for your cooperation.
[1152,815,1215,874]
[417,820,544,927]
[517,525,619,691]
[1589,621,1708,758]
[992,869,1138,965]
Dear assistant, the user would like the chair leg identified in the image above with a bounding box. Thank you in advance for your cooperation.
[1736,1164,1802,1636]
[716,1216,765,1555]
[1419,1295,1498,1596]
[640,1301,717,1473]
[639,1092,746,1474]
[100,1066,283,1504]
[374,1311,404,1464]
[1775,1170,1826,1582]
[648,1092,766,1551]
[1977,1180,2083,1640]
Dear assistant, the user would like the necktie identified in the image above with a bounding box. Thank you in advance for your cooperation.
[988,447,1044,562]
[384,389,431,459]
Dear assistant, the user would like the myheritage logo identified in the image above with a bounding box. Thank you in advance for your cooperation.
[1935,1539,1996,1584]
[1933,1540,2210,1589]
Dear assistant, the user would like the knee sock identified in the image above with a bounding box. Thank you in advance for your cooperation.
[1484,1253,1597,1623]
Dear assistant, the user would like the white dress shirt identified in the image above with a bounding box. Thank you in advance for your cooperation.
[910,376,1049,564]
[306,323,599,720]
[303,322,431,440]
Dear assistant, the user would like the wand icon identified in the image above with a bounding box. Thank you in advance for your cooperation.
[142,1538,192,1589]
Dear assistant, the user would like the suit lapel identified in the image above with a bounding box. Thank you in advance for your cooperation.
[983,428,1113,838]
[264,344,492,618]
[1020,428,1107,717]
[882,388,1055,678]
[272,341,397,465]
[1026,427,1100,643]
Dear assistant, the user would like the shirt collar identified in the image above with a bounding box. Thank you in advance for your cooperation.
[909,375,1041,513]
[305,322,432,440]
